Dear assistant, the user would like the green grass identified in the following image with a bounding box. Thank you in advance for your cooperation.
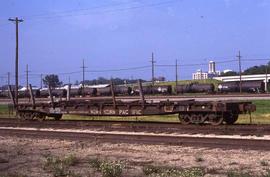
[156,79,222,87]
[237,100,270,124]
[0,105,14,117]
[63,114,179,122]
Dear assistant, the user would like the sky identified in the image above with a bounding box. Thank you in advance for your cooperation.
[0,0,270,87]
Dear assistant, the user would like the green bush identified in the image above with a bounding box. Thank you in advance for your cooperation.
[100,161,124,177]
[227,171,253,177]
[142,165,204,177]
[43,154,79,177]
[88,157,102,169]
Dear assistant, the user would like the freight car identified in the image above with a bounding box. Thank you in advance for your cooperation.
[218,81,264,93]
[83,85,132,96]
[9,81,256,125]
[14,98,255,125]
[133,85,172,95]
[176,83,214,94]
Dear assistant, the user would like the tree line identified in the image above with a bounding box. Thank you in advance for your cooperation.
[220,62,270,76]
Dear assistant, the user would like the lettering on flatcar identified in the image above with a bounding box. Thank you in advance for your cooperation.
[103,109,116,114]
[119,109,129,115]
[49,108,61,114]
[131,109,142,115]
[90,109,100,115]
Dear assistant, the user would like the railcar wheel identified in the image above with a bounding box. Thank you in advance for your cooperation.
[179,114,191,125]
[36,113,46,121]
[17,112,26,120]
[224,113,238,125]
[53,114,62,121]
[208,114,223,125]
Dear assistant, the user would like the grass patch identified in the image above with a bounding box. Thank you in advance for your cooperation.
[0,173,28,177]
[142,165,204,177]
[0,104,14,117]
[100,161,124,177]
[227,171,253,177]
[88,158,124,177]
[261,160,269,166]
[43,154,80,177]
[63,114,179,122]
[89,157,102,169]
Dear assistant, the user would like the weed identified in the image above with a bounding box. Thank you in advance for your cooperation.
[227,170,253,177]
[262,169,270,177]
[261,160,269,166]
[88,157,102,169]
[100,161,124,177]
[43,154,80,177]
[195,156,204,162]
[142,165,204,177]
[143,165,163,175]
[0,173,27,177]
[62,154,79,166]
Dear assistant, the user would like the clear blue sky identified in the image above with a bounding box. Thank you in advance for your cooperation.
[0,0,270,86]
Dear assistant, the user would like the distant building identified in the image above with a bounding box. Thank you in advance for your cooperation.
[192,69,209,80]
[208,61,216,74]
[192,61,220,80]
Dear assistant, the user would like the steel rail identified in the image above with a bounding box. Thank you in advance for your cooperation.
[0,128,269,150]
[0,118,269,136]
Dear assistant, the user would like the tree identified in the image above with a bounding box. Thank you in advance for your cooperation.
[220,71,238,76]
[43,74,62,88]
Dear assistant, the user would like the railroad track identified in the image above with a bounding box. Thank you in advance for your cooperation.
[0,126,270,150]
[0,117,270,135]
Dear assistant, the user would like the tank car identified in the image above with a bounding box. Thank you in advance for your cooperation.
[151,85,172,95]
[189,83,215,93]
[114,86,132,96]
[218,81,264,93]
[175,84,191,94]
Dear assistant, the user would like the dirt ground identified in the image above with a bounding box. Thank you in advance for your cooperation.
[0,136,269,177]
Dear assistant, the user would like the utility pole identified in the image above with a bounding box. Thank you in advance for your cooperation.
[68,76,71,85]
[80,59,87,96]
[237,51,242,94]
[150,52,156,85]
[25,64,30,91]
[7,72,10,85]
[9,17,23,106]
[175,59,178,88]
[40,74,43,88]
[266,64,268,93]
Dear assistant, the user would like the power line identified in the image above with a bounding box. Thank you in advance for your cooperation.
[86,65,151,73]
[21,0,178,22]
[23,0,141,19]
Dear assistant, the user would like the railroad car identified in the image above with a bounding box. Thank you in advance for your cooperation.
[176,83,214,94]
[218,81,264,93]
[14,98,256,125]
[39,88,66,98]
[189,83,215,93]
[151,85,172,95]
[7,80,256,125]
[133,85,172,95]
